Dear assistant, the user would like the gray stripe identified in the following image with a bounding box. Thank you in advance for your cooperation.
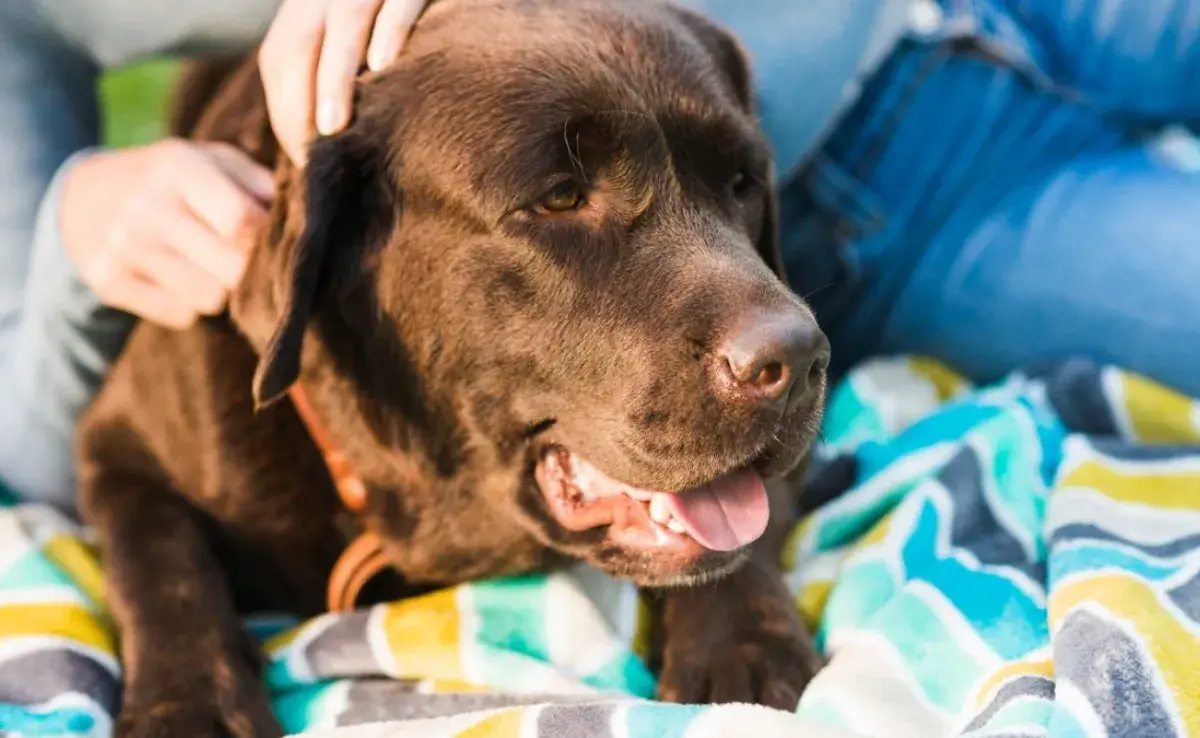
[962,675,1054,733]
[800,454,858,516]
[938,449,1043,580]
[1167,568,1200,624]
[302,612,377,678]
[1084,438,1200,462]
[0,649,119,714]
[1051,523,1200,560]
[536,702,618,738]
[1056,609,1178,738]
[1028,359,1119,436]
[334,682,590,726]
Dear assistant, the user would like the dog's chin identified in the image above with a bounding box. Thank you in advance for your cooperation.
[527,445,777,585]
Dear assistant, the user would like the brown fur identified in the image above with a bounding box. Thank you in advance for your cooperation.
[79,2,827,735]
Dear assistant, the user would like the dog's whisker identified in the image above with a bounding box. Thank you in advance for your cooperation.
[801,282,837,301]
[563,122,586,179]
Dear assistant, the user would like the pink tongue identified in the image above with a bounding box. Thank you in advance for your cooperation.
[659,469,769,551]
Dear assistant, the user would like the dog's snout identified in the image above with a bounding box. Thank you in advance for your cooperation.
[714,314,830,408]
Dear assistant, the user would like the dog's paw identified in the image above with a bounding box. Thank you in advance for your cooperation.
[117,649,280,738]
[115,697,278,738]
[655,564,822,710]
[657,621,821,710]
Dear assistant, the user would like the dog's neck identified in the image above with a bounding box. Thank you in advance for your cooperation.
[287,382,393,613]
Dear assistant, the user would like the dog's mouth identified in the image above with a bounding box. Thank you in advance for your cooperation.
[533,447,769,554]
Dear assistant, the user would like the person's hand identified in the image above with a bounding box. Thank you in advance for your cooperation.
[60,140,275,329]
[260,0,428,166]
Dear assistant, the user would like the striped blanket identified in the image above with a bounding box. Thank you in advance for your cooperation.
[2,356,1199,737]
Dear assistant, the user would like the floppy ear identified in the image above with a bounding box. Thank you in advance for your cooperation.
[669,7,787,281]
[237,126,396,408]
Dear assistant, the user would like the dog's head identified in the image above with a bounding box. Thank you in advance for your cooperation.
[236,0,828,586]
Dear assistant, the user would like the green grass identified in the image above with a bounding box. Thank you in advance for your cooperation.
[99,59,180,148]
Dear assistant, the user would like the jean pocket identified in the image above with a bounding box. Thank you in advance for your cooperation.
[779,153,887,329]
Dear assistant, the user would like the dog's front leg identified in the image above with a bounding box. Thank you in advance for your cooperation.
[653,477,822,710]
[83,469,280,738]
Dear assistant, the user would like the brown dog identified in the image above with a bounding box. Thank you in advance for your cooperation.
[78,1,830,735]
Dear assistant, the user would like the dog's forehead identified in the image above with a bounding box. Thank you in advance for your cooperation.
[407,0,734,109]
[371,0,752,185]
[347,0,768,218]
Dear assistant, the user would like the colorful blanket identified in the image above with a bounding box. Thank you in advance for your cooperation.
[2,356,1199,738]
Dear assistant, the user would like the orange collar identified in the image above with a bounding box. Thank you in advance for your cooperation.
[287,384,388,613]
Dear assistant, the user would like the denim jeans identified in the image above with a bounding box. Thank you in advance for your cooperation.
[766,0,1200,394]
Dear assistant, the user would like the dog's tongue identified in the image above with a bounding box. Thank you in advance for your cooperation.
[658,469,769,551]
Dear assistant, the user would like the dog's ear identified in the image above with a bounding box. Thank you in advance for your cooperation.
[754,183,785,281]
[670,7,786,281]
[235,123,396,408]
[669,7,755,111]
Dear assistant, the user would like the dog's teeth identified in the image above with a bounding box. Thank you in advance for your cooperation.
[649,495,671,524]
[667,519,686,534]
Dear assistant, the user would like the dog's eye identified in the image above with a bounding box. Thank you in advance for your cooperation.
[537,180,586,213]
[729,170,760,198]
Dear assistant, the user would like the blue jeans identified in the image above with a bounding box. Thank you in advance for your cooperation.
[772,0,1200,394]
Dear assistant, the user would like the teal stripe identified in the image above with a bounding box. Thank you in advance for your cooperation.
[0,704,98,736]
[857,403,1002,479]
[1015,395,1069,487]
[582,651,656,698]
[976,697,1054,732]
[812,446,955,552]
[1045,702,1092,738]
[820,559,898,639]
[271,681,343,735]
[467,575,614,692]
[868,590,986,711]
[795,698,854,727]
[0,550,80,592]
[823,380,887,448]
[973,411,1047,548]
[813,481,914,553]
[468,576,551,663]
[624,703,706,738]
[902,501,1047,660]
[1051,545,1182,583]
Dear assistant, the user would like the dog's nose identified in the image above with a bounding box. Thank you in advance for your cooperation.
[715,314,830,408]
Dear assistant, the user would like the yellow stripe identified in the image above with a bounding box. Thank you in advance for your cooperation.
[262,625,302,654]
[796,581,832,631]
[908,357,968,401]
[457,708,527,737]
[1118,372,1200,444]
[858,514,894,548]
[972,656,1055,707]
[631,595,654,664]
[42,535,108,616]
[381,588,465,682]
[0,603,115,656]
[423,678,492,693]
[780,522,804,570]
[1061,461,1200,510]
[1052,573,1200,732]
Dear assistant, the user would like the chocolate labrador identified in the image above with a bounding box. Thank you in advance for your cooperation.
[78,1,830,735]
